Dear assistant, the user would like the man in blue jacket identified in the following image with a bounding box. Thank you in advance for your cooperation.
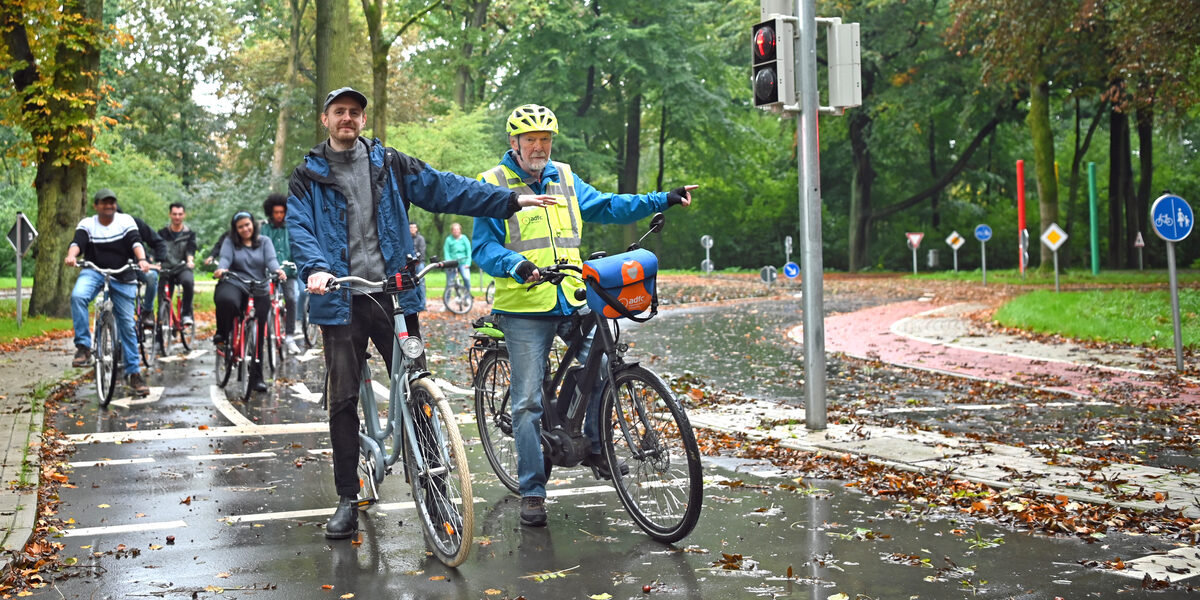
[287,87,555,541]
[473,104,695,527]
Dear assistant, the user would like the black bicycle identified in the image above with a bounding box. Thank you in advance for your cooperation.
[470,213,703,543]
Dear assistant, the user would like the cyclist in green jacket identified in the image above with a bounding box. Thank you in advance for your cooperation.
[262,194,301,355]
[442,222,472,294]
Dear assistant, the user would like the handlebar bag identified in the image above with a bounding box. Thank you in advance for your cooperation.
[581,248,658,322]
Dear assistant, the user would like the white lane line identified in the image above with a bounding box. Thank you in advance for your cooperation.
[108,386,166,409]
[66,422,328,444]
[433,377,474,397]
[210,384,255,427]
[307,448,332,455]
[1114,546,1200,582]
[186,452,277,461]
[62,520,189,538]
[295,349,322,363]
[289,382,323,403]
[67,457,156,468]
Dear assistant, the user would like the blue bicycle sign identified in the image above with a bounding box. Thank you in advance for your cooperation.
[1151,194,1193,242]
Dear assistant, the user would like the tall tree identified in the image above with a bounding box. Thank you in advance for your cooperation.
[313,0,351,143]
[1,0,109,317]
[361,0,441,143]
[270,0,311,190]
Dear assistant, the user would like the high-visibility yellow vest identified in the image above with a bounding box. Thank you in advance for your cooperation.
[479,161,587,313]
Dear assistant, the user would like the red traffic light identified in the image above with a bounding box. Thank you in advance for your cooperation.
[753,24,777,62]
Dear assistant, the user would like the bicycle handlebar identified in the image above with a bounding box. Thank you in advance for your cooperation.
[219,271,269,287]
[327,260,450,292]
[525,262,582,290]
[77,260,137,276]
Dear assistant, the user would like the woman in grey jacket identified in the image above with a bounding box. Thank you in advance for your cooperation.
[213,211,285,393]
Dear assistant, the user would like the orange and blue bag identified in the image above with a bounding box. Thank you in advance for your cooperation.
[581,248,658,322]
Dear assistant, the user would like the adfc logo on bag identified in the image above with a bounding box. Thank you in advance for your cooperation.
[615,259,651,314]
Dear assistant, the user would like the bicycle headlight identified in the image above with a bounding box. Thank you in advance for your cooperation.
[399,335,425,359]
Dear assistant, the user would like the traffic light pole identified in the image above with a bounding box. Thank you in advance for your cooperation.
[795,0,826,431]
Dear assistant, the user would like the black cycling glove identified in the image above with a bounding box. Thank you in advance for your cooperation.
[514,260,537,283]
[667,186,690,207]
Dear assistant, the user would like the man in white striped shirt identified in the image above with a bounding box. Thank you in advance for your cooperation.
[64,189,152,396]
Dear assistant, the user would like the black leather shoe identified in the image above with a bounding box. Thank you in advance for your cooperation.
[325,496,358,539]
[582,453,629,481]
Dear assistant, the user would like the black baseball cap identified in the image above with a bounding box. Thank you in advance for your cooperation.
[93,188,117,203]
[323,87,368,112]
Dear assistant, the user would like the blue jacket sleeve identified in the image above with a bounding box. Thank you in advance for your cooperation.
[394,153,516,220]
[287,171,331,283]
[472,214,528,280]
[573,173,669,225]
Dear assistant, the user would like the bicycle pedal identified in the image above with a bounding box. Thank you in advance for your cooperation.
[355,498,376,508]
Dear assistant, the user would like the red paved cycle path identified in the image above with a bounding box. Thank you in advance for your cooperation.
[820,300,1200,405]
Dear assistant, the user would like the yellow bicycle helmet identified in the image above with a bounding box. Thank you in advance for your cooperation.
[506,104,558,136]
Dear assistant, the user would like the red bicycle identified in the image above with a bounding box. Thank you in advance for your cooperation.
[213,272,267,401]
[262,264,293,379]
[157,266,196,355]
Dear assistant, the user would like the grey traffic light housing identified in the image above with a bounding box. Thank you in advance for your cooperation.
[752,18,796,108]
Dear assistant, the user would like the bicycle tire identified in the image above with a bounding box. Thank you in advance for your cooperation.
[473,349,521,494]
[179,295,194,351]
[406,378,473,567]
[602,365,703,544]
[239,320,258,400]
[263,320,276,380]
[485,280,495,304]
[94,313,119,407]
[158,300,174,356]
[215,327,233,387]
[444,280,472,315]
[138,318,156,369]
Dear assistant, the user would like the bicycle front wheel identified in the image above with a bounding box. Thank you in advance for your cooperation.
[94,314,119,407]
[485,280,495,304]
[138,318,156,369]
[444,282,472,314]
[473,348,520,494]
[602,365,703,544]
[239,320,258,400]
[406,378,473,567]
[159,301,174,356]
[263,318,277,379]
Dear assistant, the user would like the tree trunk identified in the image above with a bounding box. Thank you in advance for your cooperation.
[314,0,350,144]
[847,110,874,271]
[655,102,667,191]
[1107,108,1130,268]
[270,0,305,191]
[1026,78,1058,270]
[364,0,389,143]
[618,93,642,247]
[927,118,940,229]
[1134,107,1153,251]
[454,0,489,110]
[31,157,89,318]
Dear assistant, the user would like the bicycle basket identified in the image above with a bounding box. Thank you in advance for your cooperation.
[581,248,658,321]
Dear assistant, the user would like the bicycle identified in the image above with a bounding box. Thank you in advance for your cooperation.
[300,284,320,348]
[328,259,474,567]
[262,261,295,378]
[157,265,196,355]
[213,271,268,401]
[76,260,139,407]
[470,213,703,544]
[134,265,160,369]
[484,275,496,305]
[443,265,473,314]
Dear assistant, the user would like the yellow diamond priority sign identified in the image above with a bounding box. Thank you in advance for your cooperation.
[945,231,965,250]
[1040,223,1068,252]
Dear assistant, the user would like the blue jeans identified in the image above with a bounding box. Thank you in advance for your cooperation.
[454,264,471,292]
[494,313,606,498]
[137,269,158,316]
[71,269,140,375]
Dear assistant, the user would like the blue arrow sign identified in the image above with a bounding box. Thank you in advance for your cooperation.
[1151,194,1194,242]
[783,262,800,279]
[974,224,992,242]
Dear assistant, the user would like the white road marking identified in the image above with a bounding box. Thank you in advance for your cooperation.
[62,520,189,538]
[1115,546,1200,582]
[67,457,156,468]
[186,452,277,461]
[433,377,474,397]
[210,384,255,427]
[294,349,322,363]
[307,448,332,455]
[289,382,323,403]
[66,422,328,444]
[108,386,165,409]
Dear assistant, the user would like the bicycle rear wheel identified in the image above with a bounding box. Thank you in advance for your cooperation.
[406,378,473,567]
[602,365,703,544]
[473,349,520,494]
[94,314,119,407]
[485,280,495,304]
[263,317,278,379]
[179,295,194,351]
[138,317,156,369]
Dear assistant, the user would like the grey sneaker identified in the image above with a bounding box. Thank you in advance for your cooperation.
[72,346,91,367]
[125,372,150,397]
[520,496,547,527]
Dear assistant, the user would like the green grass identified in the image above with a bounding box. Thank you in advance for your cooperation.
[0,299,72,344]
[910,268,1200,286]
[992,288,1200,348]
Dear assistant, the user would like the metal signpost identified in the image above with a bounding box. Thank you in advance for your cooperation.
[1134,232,1145,270]
[974,224,992,285]
[760,265,777,288]
[784,235,793,264]
[1019,228,1029,280]
[6,212,38,328]
[945,231,964,272]
[1040,223,1068,292]
[905,232,924,274]
[1150,193,1193,371]
[700,234,714,274]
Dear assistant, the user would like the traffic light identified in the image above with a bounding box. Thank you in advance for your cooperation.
[752,18,795,108]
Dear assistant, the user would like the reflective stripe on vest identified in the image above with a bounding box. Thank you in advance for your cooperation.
[481,162,586,313]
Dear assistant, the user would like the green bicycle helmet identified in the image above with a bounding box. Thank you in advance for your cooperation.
[506,104,558,136]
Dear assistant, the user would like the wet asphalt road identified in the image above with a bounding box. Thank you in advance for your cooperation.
[38,296,1183,599]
